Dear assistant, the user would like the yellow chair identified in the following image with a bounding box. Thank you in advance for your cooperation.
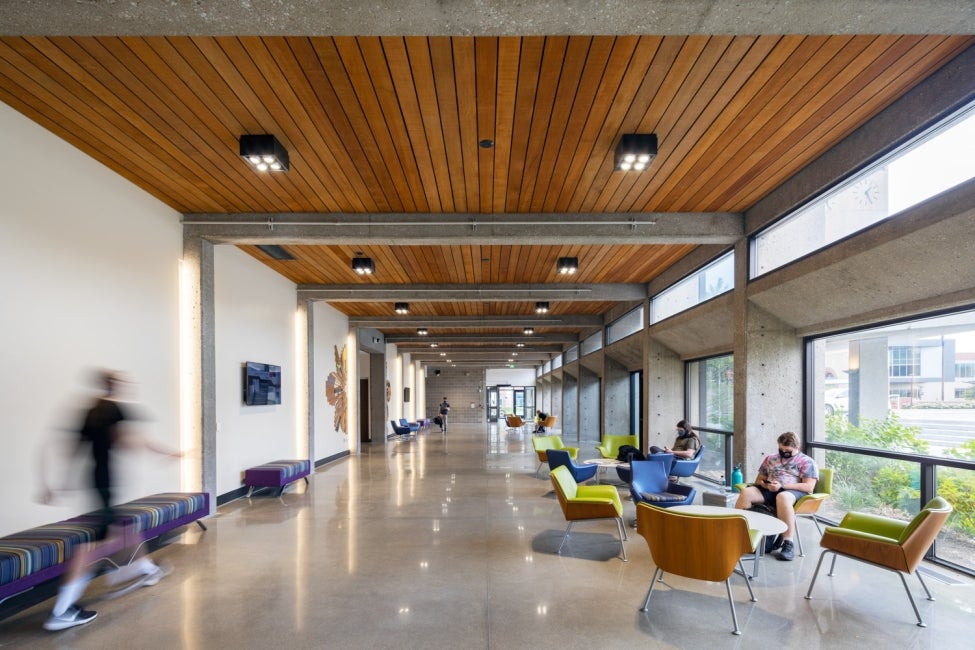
[536,415,557,432]
[636,503,760,635]
[805,496,953,627]
[792,467,833,556]
[549,465,628,561]
[532,435,578,478]
[595,434,639,459]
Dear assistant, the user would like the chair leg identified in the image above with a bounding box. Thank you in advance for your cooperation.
[535,461,543,478]
[737,559,757,602]
[915,568,935,601]
[794,518,804,557]
[640,567,663,611]
[724,578,742,635]
[804,550,832,600]
[898,571,927,627]
[615,517,628,562]
[557,522,573,555]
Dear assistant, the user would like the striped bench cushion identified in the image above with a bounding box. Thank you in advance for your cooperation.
[0,521,99,585]
[107,493,209,534]
[638,492,691,503]
[244,460,311,487]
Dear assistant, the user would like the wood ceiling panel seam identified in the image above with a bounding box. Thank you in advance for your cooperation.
[502,36,545,211]
[450,37,481,214]
[285,37,397,213]
[132,36,282,212]
[514,35,568,213]
[196,36,345,212]
[103,37,273,212]
[332,37,420,212]
[556,36,659,213]
[428,37,469,212]
[380,36,444,213]
[625,35,759,211]
[651,34,795,210]
[527,35,595,212]
[729,36,973,210]
[475,37,498,213]
[490,36,521,213]
[405,36,456,213]
[235,36,369,212]
[0,38,221,211]
[592,35,711,214]
[577,35,684,212]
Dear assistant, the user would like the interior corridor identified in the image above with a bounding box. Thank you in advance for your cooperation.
[3,423,974,648]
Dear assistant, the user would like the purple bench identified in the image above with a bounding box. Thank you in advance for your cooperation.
[244,459,311,497]
[0,492,209,605]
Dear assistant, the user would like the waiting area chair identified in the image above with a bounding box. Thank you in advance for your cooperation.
[399,418,420,434]
[549,465,627,561]
[636,503,759,635]
[504,414,526,435]
[535,415,557,432]
[629,456,696,508]
[595,434,639,460]
[668,445,704,483]
[792,467,833,556]
[546,449,598,484]
[389,420,412,437]
[805,496,953,627]
[532,435,578,478]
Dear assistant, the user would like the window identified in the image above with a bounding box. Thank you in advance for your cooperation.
[686,354,734,484]
[752,100,975,277]
[807,309,975,574]
[581,331,603,356]
[606,306,644,344]
[651,251,734,324]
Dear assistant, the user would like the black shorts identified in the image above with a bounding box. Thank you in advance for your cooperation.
[758,486,806,509]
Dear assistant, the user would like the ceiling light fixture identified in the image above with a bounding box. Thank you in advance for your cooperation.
[556,257,578,275]
[394,302,410,314]
[614,133,657,172]
[430,343,439,348]
[535,301,550,314]
[523,327,535,335]
[417,328,428,335]
[351,256,375,275]
[239,134,290,172]
[517,343,525,348]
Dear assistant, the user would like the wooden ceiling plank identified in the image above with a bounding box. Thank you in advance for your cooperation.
[450,37,480,213]
[428,37,469,212]
[475,37,498,213]
[515,35,568,213]
[490,36,522,213]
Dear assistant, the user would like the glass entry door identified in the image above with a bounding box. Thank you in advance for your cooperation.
[486,386,499,422]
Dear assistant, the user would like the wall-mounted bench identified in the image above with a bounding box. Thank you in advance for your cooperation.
[244,459,311,498]
[0,492,209,606]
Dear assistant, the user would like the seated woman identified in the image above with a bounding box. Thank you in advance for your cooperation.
[649,420,701,459]
[533,410,549,433]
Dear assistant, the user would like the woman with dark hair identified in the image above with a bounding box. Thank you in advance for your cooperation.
[649,420,701,459]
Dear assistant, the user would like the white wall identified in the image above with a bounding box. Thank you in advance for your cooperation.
[486,368,537,386]
[0,101,183,535]
[213,246,298,496]
[312,301,352,460]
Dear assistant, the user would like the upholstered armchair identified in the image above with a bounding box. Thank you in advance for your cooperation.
[792,467,834,556]
[546,449,598,484]
[805,496,953,627]
[549,465,628,561]
[504,414,526,434]
[668,445,704,482]
[389,420,412,437]
[629,457,695,508]
[532,435,579,478]
[636,503,759,635]
[595,434,639,460]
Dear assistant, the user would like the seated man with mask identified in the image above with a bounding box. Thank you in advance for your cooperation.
[734,431,819,561]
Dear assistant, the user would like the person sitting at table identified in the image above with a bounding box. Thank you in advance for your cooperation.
[649,420,701,459]
[734,431,819,561]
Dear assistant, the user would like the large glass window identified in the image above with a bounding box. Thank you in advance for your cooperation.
[606,305,644,344]
[651,251,734,324]
[752,100,975,278]
[808,309,975,573]
[686,354,734,484]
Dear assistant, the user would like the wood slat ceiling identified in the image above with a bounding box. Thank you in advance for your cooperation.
[2,34,971,365]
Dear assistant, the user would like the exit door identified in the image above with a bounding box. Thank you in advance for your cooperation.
[486,386,499,422]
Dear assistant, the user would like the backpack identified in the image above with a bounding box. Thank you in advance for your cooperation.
[617,445,645,462]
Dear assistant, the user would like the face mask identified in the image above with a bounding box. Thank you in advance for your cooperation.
[676,428,685,437]
[779,449,793,459]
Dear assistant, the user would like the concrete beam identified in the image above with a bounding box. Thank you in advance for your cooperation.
[349,314,603,328]
[5,1,972,36]
[300,284,646,302]
[182,212,742,246]
[386,333,577,344]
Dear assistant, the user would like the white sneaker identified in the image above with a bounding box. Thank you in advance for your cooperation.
[142,561,173,586]
[44,606,97,631]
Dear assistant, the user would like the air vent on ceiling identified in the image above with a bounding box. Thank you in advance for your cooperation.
[257,245,294,260]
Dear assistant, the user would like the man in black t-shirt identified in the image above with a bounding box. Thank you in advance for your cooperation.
[439,397,450,432]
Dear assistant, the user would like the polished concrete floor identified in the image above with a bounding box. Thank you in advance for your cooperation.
[3,423,974,649]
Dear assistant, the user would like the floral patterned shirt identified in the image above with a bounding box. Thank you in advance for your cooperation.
[760,451,819,487]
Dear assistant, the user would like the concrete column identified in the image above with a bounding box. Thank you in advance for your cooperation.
[561,371,579,444]
[646,337,683,453]
[550,376,563,435]
[181,234,216,513]
[299,299,313,462]
[369,353,386,443]
[578,365,601,443]
[603,356,630,437]
[848,337,889,425]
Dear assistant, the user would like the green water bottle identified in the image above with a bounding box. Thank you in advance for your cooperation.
[731,464,743,491]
